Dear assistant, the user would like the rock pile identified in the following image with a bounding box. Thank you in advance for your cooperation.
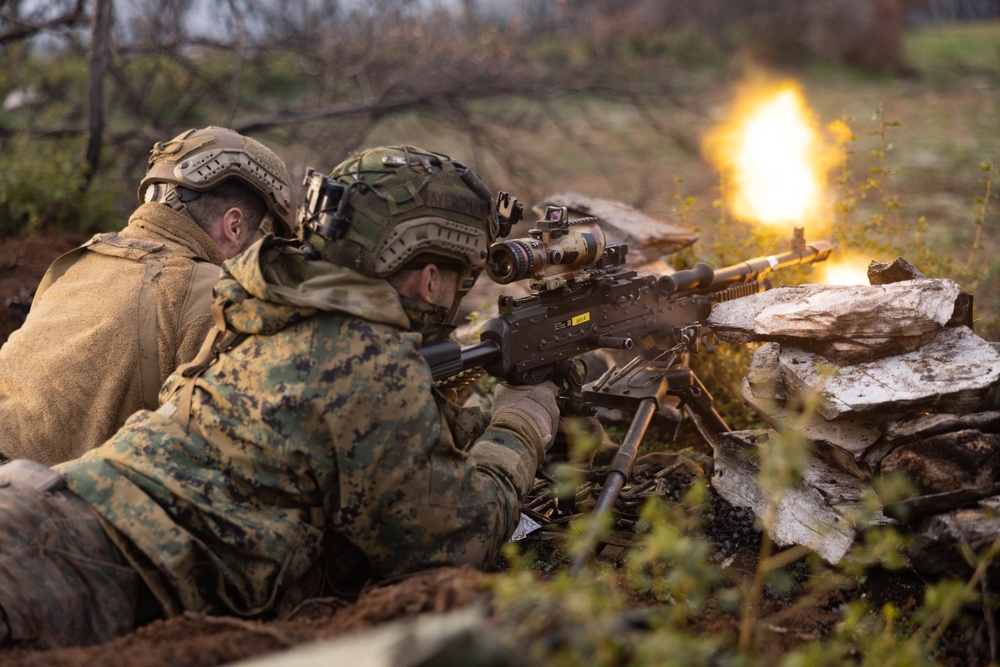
[706,258,1000,574]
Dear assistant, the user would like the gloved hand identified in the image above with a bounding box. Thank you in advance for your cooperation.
[552,415,619,464]
[490,380,560,454]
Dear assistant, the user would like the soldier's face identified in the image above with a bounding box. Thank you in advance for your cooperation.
[430,267,461,312]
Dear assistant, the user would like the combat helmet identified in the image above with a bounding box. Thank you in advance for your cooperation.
[302,145,503,306]
[138,126,296,238]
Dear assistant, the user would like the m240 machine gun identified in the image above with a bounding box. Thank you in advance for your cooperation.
[421,200,835,571]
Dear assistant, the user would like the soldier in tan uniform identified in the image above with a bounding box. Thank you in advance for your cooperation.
[0,145,559,649]
[0,127,295,465]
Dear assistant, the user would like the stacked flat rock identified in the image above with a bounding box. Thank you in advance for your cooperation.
[708,259,1000,479]
[705,258,1000,571]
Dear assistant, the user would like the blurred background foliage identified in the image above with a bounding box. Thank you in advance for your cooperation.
[0,0,998,333]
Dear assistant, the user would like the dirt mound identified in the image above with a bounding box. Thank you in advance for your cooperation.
[1,233,88,345]
[3,567,488,667]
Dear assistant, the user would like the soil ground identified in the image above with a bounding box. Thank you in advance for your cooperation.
[2,567,489,667]
[0,233,87,345]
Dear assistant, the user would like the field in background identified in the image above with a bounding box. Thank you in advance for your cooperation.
[2,15,996,313]
[354,21,1000,335]
[4,21,997,404]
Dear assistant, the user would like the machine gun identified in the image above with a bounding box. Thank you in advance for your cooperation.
[420,201,835,571]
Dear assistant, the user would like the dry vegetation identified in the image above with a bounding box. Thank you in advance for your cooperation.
[2,1,1000,665]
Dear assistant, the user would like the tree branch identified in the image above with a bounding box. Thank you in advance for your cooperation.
[0,0,87,47]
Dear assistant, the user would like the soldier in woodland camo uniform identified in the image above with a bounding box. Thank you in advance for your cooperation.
[0,145,559,649]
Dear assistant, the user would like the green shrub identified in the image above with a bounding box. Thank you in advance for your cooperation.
[0,136,128,237]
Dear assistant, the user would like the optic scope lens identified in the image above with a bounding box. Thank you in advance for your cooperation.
[486,240,533,284]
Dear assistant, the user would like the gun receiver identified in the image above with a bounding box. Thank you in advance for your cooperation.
[421,206,835,572]
[423,209,834,393]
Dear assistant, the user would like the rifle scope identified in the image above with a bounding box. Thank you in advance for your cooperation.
[486,205,606,284]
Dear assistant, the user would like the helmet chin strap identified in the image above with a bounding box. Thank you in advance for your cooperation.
[446,292,463,324]
[246,211,274,247]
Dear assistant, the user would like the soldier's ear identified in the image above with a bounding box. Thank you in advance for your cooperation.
[417,263,438,304]
[221,207,245,245]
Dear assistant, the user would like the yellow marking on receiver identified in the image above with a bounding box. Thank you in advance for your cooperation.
[571,312,591,326]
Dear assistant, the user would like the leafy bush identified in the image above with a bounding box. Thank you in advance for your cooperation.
[0,136,129,237]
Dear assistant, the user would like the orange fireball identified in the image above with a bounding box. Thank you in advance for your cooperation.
[814,254,871,285]
[704,81,839,230]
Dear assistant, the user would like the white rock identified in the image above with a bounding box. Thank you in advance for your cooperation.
[712,429,890,564]
[778,326,1000,420]
[708,280,961,345]
[753,279,960,339]
[740,378,883,478]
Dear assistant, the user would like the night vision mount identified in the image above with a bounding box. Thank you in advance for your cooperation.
[299,168,351,242]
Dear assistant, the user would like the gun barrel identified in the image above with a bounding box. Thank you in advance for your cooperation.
[712,239,835,287]
[657,263,715,295]
[658,239,835,296]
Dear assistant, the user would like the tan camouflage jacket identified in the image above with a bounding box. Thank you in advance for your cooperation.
[0,204,225,465]
[57,238,542,618]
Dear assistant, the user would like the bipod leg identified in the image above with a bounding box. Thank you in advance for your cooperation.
[569,397,657,575]
[678,372,730,451]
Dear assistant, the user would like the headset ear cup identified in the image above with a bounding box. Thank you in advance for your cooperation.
[143,184,162,204]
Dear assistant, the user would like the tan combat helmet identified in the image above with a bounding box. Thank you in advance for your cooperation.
[304,145,501,309]
[138,126,296,238]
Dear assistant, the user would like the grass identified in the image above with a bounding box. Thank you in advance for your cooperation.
[904,20,1000,78]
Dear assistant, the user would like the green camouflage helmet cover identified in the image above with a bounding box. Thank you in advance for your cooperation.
[138,126,297,238]
[314,145,499,299]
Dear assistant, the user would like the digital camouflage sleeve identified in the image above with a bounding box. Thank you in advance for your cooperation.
[54,240,541,618]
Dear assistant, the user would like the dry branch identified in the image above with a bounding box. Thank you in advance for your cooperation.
[0,0,87,46]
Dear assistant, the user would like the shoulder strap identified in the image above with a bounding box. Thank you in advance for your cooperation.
[162,302,247,435]
[138,255,167,409]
